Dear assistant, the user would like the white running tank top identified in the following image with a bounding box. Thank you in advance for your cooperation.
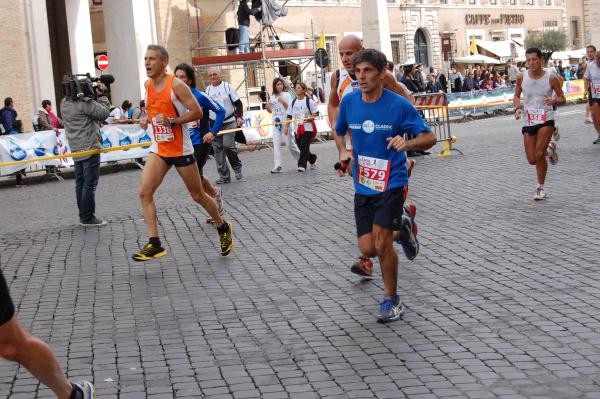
[522,69,554,126]
[337,69,360,100]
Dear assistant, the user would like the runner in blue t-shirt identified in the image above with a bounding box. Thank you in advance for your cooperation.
[335,49,436,323]
[174,64,226,218]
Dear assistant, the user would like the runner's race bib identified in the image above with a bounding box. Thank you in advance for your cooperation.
[357,155,390,192]
[592,82,600,99]
[526,109,547,126]
[152,118,174,142]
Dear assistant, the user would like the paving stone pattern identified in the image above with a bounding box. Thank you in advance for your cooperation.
[1,104,600,398]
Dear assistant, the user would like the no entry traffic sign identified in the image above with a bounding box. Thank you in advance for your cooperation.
[95,54,109,71]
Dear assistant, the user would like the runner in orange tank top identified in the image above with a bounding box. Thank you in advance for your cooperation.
[133,44,234,261]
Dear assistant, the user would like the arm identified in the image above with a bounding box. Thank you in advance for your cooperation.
[387,130,437,153]
[201,94,226,144]
[327,71,341,131]
[384,71,415,104]
[233,99,244,127]
[513,73,523,120]
[547,75,566,106]
[83,95,111,122]
[157,78,202,126]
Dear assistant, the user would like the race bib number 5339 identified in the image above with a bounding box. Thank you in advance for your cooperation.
[357,155,390,192]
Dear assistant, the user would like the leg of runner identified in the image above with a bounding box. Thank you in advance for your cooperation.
[0,269,95,399]
[353,234,375,279]
[585,103,593,124]
[591,102,600,144]
[176,162,233,256]
[134,153,170,260]
[373,224,404,323]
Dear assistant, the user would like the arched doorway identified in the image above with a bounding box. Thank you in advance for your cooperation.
[414,29,429,66]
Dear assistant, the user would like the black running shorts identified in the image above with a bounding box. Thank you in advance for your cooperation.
[157,153,196,168]
[522,120,555,136]
[354,187,406,237]
[0,269,15,326]
[193,143,212,177]
[589,98,600,106]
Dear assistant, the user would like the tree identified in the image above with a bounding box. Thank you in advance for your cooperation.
[524,29,569,62]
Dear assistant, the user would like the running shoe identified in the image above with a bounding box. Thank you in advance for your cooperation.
[271,166,283,173]
[132,242,166,261]
[214,187,224,215]
[547,142,559,165]
[350,256,373,279]
[297,166,306,172]
[552,126,560,141]
[396,207,419,260]
[72,380,96,399]
[235,170,243,181]
[377,295,405,323]
[534,186,547,201]
[219,221,234,256]
[309,154,317,169]
[593,137,600,145]
[215,177,231,184]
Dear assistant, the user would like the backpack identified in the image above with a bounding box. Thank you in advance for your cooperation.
[291,97,318,138]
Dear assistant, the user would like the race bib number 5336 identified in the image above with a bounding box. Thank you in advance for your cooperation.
[152,118,174,142]
[357,155,390,192]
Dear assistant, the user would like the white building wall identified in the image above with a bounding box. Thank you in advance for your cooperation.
[65,0,95,75]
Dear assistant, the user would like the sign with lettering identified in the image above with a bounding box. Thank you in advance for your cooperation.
[465,14,525,25]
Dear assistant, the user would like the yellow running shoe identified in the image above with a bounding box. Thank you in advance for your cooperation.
[219,222,234,256]
[132,242,166,261]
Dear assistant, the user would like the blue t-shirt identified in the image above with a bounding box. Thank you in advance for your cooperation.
[190,88,225,145]
[336,89,430,196]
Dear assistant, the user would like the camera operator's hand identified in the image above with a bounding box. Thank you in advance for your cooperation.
[95,83,107,97]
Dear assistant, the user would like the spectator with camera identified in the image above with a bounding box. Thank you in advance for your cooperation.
[60,76,111,226]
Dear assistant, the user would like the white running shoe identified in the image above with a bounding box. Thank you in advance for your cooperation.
[547,142,559,165]
[534,186,547,201]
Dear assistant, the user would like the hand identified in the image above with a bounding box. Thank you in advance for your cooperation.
[335,151,352,177]
[544,95,555,106]
[139,116,149,130]
[283,128,288,136]
[236,116,244,127]
[203,132,215,144]
[154,113,170,127]
[515,109,522,120]
[386,135,409,152]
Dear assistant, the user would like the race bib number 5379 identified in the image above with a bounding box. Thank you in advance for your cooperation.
[357,155,390,192]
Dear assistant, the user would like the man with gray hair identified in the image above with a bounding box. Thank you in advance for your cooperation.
[205,67,244,183]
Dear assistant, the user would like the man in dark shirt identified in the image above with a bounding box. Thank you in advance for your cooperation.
[462,72,479,91]
[237,0,258,53]
[0,97,17,134]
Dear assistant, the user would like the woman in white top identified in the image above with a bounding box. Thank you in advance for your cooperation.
[266,78,300,173]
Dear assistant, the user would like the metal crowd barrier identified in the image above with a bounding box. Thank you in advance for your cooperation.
[414,93,462,157]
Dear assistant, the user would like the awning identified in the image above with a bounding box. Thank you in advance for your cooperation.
[454,54,502,65]
[476,40,525,61]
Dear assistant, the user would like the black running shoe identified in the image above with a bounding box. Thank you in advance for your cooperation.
[132,243,166,261]
[219,222,234,256]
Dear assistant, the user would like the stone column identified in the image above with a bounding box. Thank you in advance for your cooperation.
[361,0,393,60]
[65,0,95,75]
[102,0,158,106]
[23,0,56,111]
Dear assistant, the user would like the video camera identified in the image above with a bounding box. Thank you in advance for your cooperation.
[61,73,115,101]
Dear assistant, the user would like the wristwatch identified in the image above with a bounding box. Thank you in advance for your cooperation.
[168,117,176,125]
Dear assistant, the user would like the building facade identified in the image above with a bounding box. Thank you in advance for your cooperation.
[1,0,596,129]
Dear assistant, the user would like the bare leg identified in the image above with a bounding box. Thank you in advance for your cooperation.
[138,153,170,238]
[372,225,398,297]
[176,163,224,227]
[201,175,218,198]
[591,103,600,138]
[0,316,73,399]
[534,126,554,186]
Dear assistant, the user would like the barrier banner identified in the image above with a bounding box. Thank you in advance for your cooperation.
[446,79,586,117]
[240,104,331,142]
[0,125,154,176]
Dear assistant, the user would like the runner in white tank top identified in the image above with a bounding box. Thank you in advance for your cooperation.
[513,48,565,201]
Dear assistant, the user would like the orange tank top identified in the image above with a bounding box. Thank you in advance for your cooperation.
[146,74,192,157]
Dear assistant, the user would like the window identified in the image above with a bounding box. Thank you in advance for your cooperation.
[440,0,448,3]
[390,34,407,64]
[527,0,534,4]
[490,0,497,4]
[323,37,338,73]
[510,0,516,4]
[545,0,552,4]
[469,0,476,4]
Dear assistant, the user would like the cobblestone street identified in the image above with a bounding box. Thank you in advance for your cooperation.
[1,104,600,398]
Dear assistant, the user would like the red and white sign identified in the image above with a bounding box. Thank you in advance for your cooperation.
[95,54,109,71]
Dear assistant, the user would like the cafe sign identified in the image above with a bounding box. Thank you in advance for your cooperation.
[465,14,525,25]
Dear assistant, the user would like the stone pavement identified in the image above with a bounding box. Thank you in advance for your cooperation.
[1,103,600,398]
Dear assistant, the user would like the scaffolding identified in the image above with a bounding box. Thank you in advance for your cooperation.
[186,0,316,109]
